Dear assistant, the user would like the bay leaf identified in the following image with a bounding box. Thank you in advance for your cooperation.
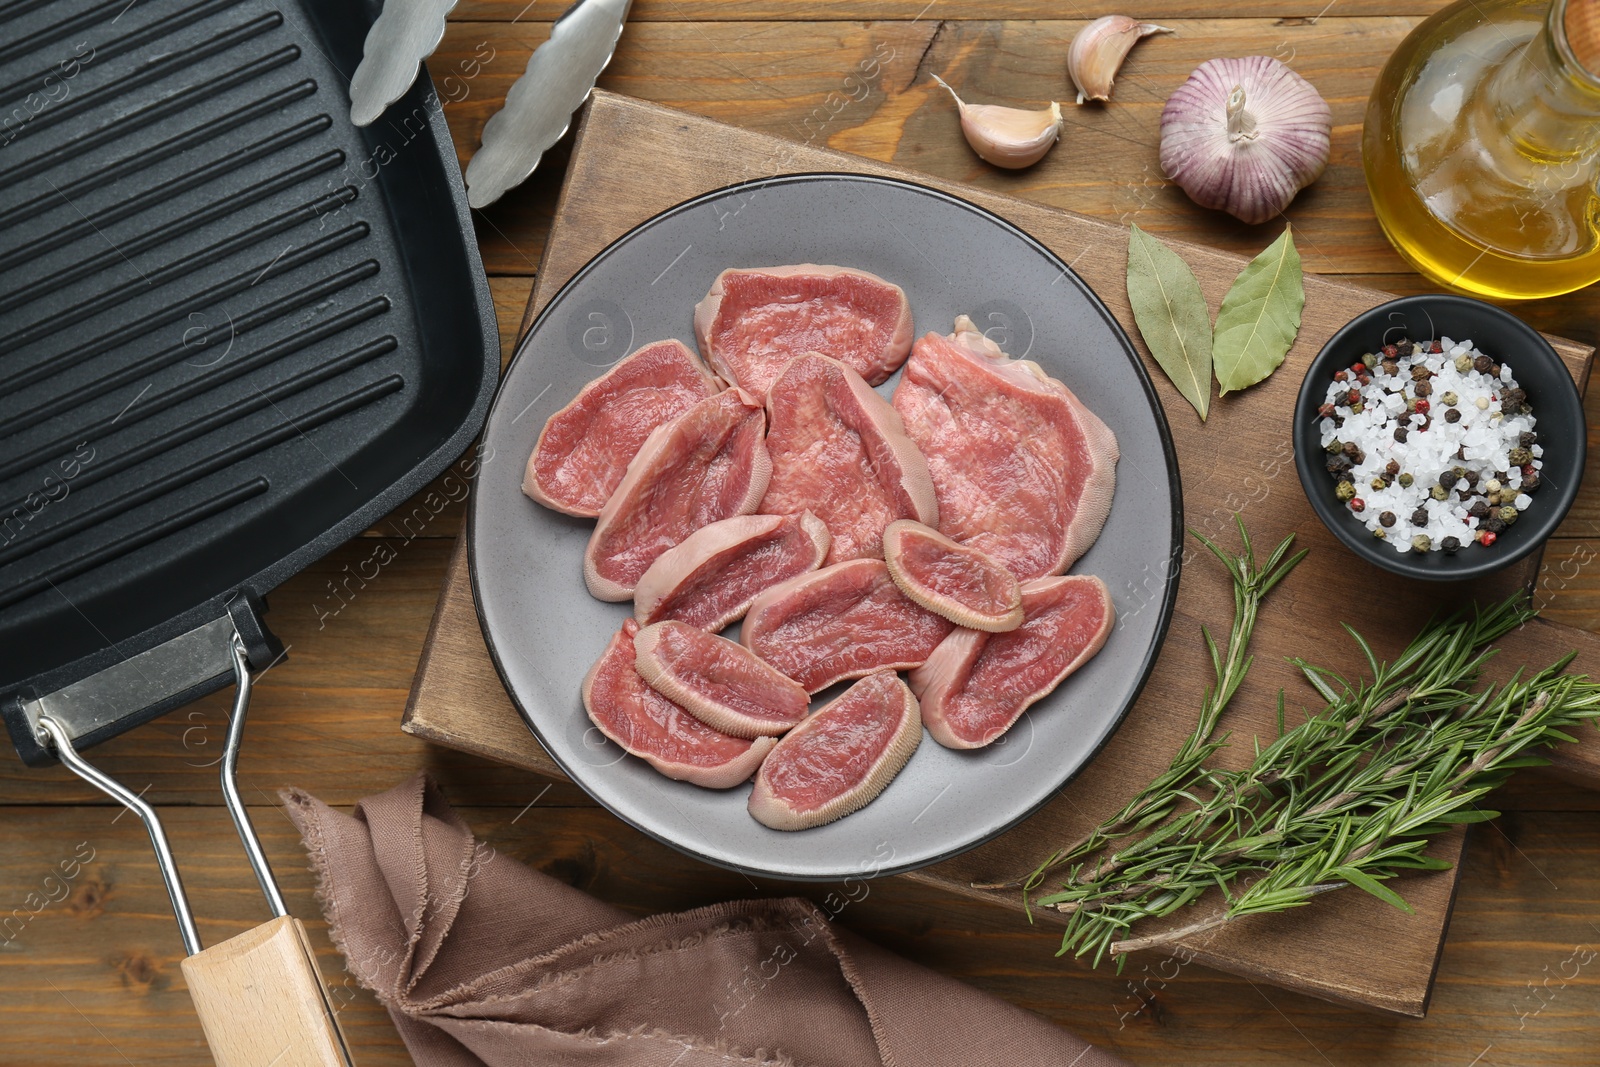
[1125,224,1213,421]
[1213,226,1305,395]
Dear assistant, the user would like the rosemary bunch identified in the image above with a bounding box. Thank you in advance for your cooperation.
[1025,520,1600,970]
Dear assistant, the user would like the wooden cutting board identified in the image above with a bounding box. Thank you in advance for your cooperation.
[403,90,1600,1017]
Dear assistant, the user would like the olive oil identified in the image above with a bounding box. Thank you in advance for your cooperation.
[1363,0,1600,300]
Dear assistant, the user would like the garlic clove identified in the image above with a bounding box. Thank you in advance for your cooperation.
[1068,16,1173,105]
[932,74,1062,170]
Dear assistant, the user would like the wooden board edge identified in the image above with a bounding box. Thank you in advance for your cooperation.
[901,830,1468,1018]
[400,539,573,782]
[514,98,605,344]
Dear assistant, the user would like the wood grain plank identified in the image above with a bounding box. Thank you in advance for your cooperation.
[451,2,1455,21]
[440,18,1429,278]
[1,804,1593,1066]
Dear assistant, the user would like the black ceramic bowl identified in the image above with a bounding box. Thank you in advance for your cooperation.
[1294,294,1585,581]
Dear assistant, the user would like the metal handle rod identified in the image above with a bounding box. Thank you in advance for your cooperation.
[37,715,204,956]
[222,635,288,919]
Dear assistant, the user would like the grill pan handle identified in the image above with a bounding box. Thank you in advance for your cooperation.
[37,626,354,1066]
[181,915,355,1067]
[6,592,282,766]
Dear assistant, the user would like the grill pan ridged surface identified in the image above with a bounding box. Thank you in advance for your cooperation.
[0,0,497,740]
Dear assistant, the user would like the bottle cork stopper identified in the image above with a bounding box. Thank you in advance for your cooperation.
[1569,0,1600,77]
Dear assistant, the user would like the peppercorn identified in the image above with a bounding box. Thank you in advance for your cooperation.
[1479,530,1499,547]
[1411,534,1432,552]
[1430,484,1448,500]
[1326,455,1353,475]
[1523,471,1542,492]
[1343,441,1364,461]
[1444,408,1461,423]
[1347,388,1361,405]
[1430,340,1444,354]
[1384,343,1401,358]
[1491,364,1503,378]
[1499,506,1519,525]
[1385,460,1401,476]
[1509,447,1532,465]
[1414,398,1431,415]
[1396,341,1414,357]
[1414,380,1433,397]
[1486,492,1500,506]
[1519,431,1537,448]
[1394,427,1409,443]
[1485,478,1502,493]
[1411,507,1430,526]
[1406,398,1419,414]
[1469,500,1491,519]
[1417,417,1431,432]
[1325,439,1343,454]
[1464,470,1480,486]
[1374,528,1387,540]
[1411,365,1431,381]
[1506,387,1527,405]
[1440,391,1459,406]
[1337,480,1357,502]
[1334,370,1349,383]
[1454,354,1474,373]
[1351,498,1366,513]
[1381,360,1400,377]
[1439,470,1459,489]
[1442,536,1461,554]
[1378,511,1396,528]
[1398,472,1414,488]
[1371,477,1387,491]
[1317,402,1335,419]
[1483,516,1507,534]
[1350,402,1364,414]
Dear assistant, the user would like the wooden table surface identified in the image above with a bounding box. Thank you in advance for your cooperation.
[4,3,1599,1065]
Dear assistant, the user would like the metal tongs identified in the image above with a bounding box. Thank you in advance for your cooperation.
[36,637,354,1067]
[347,0,632,208]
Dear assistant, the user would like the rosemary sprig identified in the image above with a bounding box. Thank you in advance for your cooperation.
[1024,520,1600,970]
[1013,517,1306,897]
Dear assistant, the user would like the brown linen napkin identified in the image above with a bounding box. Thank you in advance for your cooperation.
[282,774,1128,1067]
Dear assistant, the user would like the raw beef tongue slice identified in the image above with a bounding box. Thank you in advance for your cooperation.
[634,621,811,738]
[582,619,775,788]
[693,264,914,395]
[523,339,720,517]
[883,519,1023,633]
[910,575,1114,751]
[892,316,1118,581]
[748,670,922,831]
[584,388,771,601]
[762,352,937,564]
[741,559,954,694]
[633,511,831,631]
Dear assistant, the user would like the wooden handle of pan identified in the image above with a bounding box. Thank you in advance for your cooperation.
[180,915,353,1067]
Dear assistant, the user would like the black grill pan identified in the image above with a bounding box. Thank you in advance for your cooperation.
[0,0,498,764]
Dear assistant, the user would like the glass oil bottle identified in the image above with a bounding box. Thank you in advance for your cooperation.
[1363,0,1600,299]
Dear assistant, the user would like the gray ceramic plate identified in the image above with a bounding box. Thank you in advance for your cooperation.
[470,174,1181,880]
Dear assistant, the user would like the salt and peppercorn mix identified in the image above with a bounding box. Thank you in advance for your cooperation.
[1317,337,1541,553]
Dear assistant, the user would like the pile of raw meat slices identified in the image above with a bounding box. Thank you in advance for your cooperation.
[524,264,1119,832]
